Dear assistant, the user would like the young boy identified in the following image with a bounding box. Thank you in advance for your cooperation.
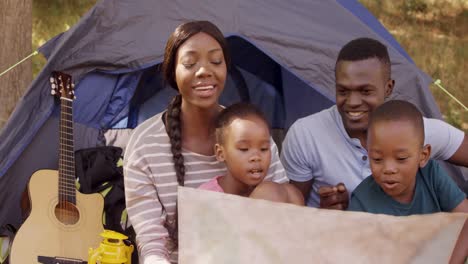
[348,100,468,263]
[199,102,304,206]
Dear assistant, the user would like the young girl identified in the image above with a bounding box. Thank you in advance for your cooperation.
[123,21,287,264]
[199,102,304,205]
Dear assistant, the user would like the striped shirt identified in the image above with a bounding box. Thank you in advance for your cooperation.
[123,112,287,263]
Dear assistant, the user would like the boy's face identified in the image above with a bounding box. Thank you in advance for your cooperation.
[367,120,430,203]
[335,58,394,139]
[215,115,271,188]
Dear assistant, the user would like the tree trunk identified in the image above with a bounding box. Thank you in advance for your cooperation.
[0,0,32,130]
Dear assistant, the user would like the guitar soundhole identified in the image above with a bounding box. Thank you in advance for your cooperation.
[54,201,80,225]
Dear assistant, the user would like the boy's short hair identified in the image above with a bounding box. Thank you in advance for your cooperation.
[215,102,269,144]
[336,37,391,80]
[369,100,424,146]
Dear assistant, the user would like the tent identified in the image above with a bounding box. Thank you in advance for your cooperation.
[0,0,466,229]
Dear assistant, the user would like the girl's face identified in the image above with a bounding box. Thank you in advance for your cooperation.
[175,32,227,110]
[215,115,271,190]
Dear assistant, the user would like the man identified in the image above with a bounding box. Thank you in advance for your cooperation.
[280,37,468,209]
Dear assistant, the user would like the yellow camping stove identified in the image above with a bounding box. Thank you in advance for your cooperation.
[88,230,134,264]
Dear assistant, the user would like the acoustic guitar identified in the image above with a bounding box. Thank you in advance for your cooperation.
[10,72,104,264]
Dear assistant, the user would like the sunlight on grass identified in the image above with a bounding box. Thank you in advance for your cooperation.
[359,0,467,131]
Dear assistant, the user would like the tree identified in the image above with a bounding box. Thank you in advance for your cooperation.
[0,0,33,129]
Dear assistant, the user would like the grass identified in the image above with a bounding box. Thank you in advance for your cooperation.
[359,0,468,132]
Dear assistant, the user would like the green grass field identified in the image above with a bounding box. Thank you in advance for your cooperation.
[359,0,468,132]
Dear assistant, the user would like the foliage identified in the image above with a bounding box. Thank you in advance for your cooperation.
[32,0,97,77]
[401,0,428,16]
[359,0,468,132]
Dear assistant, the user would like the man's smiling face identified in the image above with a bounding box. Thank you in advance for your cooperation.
[335,58,393,139]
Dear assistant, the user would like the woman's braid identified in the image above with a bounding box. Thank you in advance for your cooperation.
[167,94,185,186]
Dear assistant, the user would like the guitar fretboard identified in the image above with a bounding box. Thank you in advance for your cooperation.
[59,98,76,204]
[38,255,86,264]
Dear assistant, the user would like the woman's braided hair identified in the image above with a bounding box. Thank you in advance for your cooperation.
[166,94,185,185]
[161,20,231,247]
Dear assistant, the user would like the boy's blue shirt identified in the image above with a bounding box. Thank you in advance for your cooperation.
[348,160,466,215]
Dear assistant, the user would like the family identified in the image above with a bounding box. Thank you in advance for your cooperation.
[123,20,468,264]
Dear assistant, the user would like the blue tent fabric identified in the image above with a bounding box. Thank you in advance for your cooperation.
[0,75,55,177]
[336,0,415,64]
[0,0,465,228]
[72,72,142,128]
[37,33,64,60]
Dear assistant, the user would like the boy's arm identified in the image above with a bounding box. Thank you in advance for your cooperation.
[450,198,468,264]
[449,200,468,264]
[429,161,466,211]
[452,199,468,213]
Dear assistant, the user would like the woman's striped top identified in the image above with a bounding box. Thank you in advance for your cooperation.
[123,111,287,263]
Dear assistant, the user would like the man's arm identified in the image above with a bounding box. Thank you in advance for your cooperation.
[318,183,349,210]
[282,116,348,209]
[447,134,468,167]
[290,179,350,210]
[425,118,466,167]
[290,179,313,202]
[281,121,314,203]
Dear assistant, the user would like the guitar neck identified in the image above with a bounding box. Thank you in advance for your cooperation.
[59,97,76,204]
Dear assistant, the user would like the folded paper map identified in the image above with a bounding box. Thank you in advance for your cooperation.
[178,187,467,264]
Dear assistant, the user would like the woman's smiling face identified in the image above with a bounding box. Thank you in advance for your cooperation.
[175,32,227,110]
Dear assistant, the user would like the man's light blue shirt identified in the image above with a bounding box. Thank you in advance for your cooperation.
[281,105,464,207]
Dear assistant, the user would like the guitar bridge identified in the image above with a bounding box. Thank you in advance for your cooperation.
[38,255,87,264]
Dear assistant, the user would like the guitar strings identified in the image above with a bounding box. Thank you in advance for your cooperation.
[59,98,76,223]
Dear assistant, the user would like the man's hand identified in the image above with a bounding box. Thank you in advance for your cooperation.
[318,183,349,210]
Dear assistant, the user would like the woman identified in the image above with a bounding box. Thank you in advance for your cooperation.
[124,20,287,264]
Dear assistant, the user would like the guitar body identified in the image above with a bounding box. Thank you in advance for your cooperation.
[10,169,104,263]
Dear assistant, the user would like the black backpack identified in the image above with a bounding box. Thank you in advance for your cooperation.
[75,146,138,263]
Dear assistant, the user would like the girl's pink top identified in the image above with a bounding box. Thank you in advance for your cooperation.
[198,175,224,193]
